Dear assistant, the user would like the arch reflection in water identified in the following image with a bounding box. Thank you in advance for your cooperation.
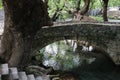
[39,40,96,71]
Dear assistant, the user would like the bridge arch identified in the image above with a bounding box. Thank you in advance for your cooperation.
[32,22,120,65]
[33,38,116,71]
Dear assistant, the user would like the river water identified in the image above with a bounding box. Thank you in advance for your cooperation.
[38,40,120,80]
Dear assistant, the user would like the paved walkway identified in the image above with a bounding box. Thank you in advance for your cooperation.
[109,19,120,23]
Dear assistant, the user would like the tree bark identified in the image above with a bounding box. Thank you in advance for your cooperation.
[0,0,52,67]
[76,0,81,12]
[80,0,90,15]
[103,0,109,21]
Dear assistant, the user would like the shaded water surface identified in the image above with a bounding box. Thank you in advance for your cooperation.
[37,40,120,80]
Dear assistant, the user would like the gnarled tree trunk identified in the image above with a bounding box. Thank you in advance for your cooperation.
[80,0,90,15]
[0,0,52,67]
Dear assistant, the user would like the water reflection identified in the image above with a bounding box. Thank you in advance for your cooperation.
[39,40,96,71]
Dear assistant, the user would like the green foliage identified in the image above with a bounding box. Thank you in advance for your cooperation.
[48,0,75,20]
[48,0,120,21]
[108,0,120,7]
[89,0,103,9]
[0,0,2,9]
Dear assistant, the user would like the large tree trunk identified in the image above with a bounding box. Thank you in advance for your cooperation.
[0,0,52,67]
[103,0,109,21]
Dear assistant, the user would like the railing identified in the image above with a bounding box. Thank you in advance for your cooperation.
[0,63,51,80]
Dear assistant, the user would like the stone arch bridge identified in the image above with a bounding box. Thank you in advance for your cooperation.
[0,21,120,64]
[0,21,120,80]
[33,22,120,64]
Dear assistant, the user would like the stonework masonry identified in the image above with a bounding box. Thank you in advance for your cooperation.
[35,22,120,64]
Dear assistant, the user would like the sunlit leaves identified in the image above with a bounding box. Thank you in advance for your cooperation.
[48,0,120,21]
[0,0,2,9]
[108,0,120,7]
